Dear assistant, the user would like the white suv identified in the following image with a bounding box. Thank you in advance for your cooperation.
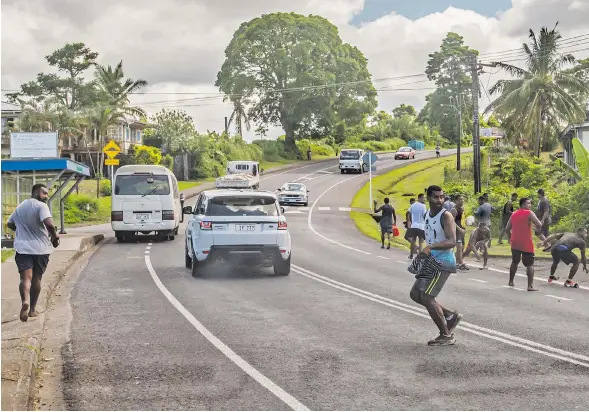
[183,190,292,277]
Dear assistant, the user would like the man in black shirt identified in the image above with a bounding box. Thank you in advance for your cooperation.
[498,193,517,245]
[374,197,396,249]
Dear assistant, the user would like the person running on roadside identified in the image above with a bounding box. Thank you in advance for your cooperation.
[536,189,551,238]
[435,144,441,158]
[7,184,59,322]
[544,228,588,287]
[374,198,396,249]
[409,185,461,346]
[450,195,468,271]
[505,197,543,291]
[498,193,517,245]
[406,193,427,259]
[463,222,491,270]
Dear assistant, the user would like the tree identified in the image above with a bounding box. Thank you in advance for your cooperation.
[424,33,479,142]
[487,114,501,128]
[486,24,589,157]
[215,13,377,152]
[392,104,416,118]
[225,96,251,137]
[134,145,162,165]
[143,109,198,154]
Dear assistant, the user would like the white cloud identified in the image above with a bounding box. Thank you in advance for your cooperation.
[2,0,588,141]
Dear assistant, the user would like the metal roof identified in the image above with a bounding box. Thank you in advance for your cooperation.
[0,158,91,177]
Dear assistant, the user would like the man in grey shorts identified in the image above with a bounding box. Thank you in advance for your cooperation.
[7,184,59,322]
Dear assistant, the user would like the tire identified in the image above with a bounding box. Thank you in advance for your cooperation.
[169,235,175,241]
[340,169,345,174]
[191,250,203,278]
[253,183,259,189]
[274,254,291,276]
[116,236,124,243]
[185,244,192,268]
[303,202,308,207]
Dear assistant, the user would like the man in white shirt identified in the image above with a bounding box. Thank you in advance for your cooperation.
[7,184,59,322]
[406,193,427,259]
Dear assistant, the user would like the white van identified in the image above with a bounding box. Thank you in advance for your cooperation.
[215,160,260,189]
[339,148,367,174]
[111,165,181,242]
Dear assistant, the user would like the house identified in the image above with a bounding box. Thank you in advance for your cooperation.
[1,102,22,156]
[561,110,589,169]
[480,127,506,147]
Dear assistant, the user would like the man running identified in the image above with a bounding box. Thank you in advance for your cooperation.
[7,184,59,322]
[545,228,588,287]
[409,185,461,346]
[505,197,543,291]
[450,195,468,271]
[498,193,517,245]
[475,195,494,248]
[463,222,491,269]
[374,198,396,249]
[406,193,427,259]
[435,144,441,158]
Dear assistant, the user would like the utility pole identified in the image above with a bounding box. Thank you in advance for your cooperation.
[470,55,482,194]
[224,116,228,135]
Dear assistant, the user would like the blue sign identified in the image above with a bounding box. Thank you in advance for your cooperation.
[363,151,378,165]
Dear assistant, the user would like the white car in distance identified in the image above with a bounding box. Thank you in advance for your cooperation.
[183,190,292,277]
[277,182,309,206]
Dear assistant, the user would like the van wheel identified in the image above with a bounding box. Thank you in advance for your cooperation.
[169,235,175,241]
[185,244,192,268]
[273,254,291,276]
[340,169,345,174]
[116,236,124,243]
[253,183,259,189]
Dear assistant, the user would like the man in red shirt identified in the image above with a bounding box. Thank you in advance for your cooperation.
[505,197,543,291]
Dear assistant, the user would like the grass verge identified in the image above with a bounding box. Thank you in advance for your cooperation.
[1,249,15,262]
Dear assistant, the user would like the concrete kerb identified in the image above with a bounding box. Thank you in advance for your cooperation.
[11,233,104,411]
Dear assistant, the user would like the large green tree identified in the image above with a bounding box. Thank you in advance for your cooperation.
[143,109,198,154]
[215,12,377,151]
[392,103,417,118]
[486,24,589,157]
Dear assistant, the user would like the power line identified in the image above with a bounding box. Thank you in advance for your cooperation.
[478,32,589,58]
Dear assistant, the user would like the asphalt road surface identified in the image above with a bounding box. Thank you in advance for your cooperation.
[54,151,589,410]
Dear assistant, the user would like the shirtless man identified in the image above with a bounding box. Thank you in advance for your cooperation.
[544,228,587,287]
[463,222,491,269]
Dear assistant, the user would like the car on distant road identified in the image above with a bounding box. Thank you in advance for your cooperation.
[394,146,416,160]
[277,182,309,206]
[183,189,291,277]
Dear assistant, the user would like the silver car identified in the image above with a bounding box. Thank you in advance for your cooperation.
[277,182,309,206]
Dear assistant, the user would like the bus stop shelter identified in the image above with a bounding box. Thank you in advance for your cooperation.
[1,158,91,240]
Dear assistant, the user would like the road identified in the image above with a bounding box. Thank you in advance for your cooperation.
[46,150,589,410]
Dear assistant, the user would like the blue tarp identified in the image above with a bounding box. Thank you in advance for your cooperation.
[408,140,425,150]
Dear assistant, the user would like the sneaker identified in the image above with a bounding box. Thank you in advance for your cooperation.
[446,312,463,334]
[548,275,559,283]
[564,280,579,288]
[427,334,456,346]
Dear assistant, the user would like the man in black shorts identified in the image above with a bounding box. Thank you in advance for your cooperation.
[463,222,491,269]
[545,228,587,287]
[406,193,426,259]
[498,193,517,245]
[374,198,396,249]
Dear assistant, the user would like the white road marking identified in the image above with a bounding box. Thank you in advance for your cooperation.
[299,207,309,211]
[145,256,309,411]
[318,207,331,211]
[292,264,589,368]
[468,278,488,283]
[284,211,305,214]
[146,246,151,250]
[377,256,390,260]
[290,165,337,183]
[148,243,153,246]
[545,294,572,301]
[396,260,407,264]
[502,285,525,291]
[261,162,335,182]
[145,251,150,255]
[338,207,352,212]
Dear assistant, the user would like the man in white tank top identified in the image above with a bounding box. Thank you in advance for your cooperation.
[409,185,463,346]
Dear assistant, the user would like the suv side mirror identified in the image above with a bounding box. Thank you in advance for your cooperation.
[182,206,193,215]
[277,188,281,191]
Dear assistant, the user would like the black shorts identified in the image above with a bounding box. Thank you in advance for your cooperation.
[412,271,451,298]
[511,249,534,267]
[15,253,49,278]
[405,228,425,241]
[552,248,578,266]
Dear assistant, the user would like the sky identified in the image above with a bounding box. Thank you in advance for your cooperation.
[1,0,588,141]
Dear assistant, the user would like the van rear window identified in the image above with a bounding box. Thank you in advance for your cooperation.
[115,175,170,196]
[207,196,278,216]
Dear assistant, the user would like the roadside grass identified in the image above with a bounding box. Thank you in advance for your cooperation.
[1,249,15,263]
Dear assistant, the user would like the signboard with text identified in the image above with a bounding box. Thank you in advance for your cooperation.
[10,132,59,159]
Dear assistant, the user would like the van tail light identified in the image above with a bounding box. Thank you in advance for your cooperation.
[162,210,175,220]
[111,211,123,221]
[278,221,288,230]
[200,221,212,230]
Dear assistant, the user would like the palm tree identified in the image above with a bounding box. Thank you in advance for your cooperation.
[485,24,589,157]
[225,96,251,137]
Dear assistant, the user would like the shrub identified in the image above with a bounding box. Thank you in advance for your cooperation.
[64,195,100,224]
[134,144,162,165]
[161,154,174,171]
[99,179,112,196]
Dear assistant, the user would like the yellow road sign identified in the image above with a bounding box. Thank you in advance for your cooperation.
[105,158,120,166]
[103,140,121,159]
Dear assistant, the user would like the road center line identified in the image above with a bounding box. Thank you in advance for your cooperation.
[468,278,488,283]
[145,256,309,411]
[377,256,390,260]
[502,285,525,291]
[291,264,589,368]
[545,294,572,301]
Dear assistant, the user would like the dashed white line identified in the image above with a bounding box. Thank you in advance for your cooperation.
[396,260,407,264]
[338,207,352,212]
[318,207,331,211]
[145,256,309,411]
[146,246,151,250]
[148,242,153,246]
[502,285,525,291]
[377,256,390,260]
[545,294,572,301]
[145,251,150,254]
[299,207,309,211]
[468,278,488,283]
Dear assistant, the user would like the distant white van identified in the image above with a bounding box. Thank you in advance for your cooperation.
[111,165,181,242]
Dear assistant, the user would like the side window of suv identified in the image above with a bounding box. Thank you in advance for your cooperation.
[195,195,205,215]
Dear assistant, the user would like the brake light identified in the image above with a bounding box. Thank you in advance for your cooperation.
[162,210,175,220]
[278,221,288,230]
[200,221,212,230]
[111,211,123,221]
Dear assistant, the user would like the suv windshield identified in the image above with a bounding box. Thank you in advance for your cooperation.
[340,150,360,160]
[285,184,304,191]
[207,196,278,216]
[115,175,170,195]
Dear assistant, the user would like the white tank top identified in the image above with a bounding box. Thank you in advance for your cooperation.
[424,208,448,246]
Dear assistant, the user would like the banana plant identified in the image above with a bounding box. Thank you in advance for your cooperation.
[571,137,589,179]
[549,154,583,180]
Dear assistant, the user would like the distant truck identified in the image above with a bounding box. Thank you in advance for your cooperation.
[339,148,367,174]
[215,160,261,189]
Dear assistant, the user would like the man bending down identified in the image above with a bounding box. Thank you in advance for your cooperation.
[546,228,588,287]
[463,222,491,269]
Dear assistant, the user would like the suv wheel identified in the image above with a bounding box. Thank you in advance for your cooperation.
[191,246,203,278]
[273,254,291,276]
[185,243,192,268]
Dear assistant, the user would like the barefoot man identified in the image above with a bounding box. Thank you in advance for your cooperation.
[505,197,543,291]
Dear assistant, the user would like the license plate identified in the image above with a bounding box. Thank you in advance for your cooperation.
[136,213,150,220]
[235,224,256,232]
[286,198,297,202]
